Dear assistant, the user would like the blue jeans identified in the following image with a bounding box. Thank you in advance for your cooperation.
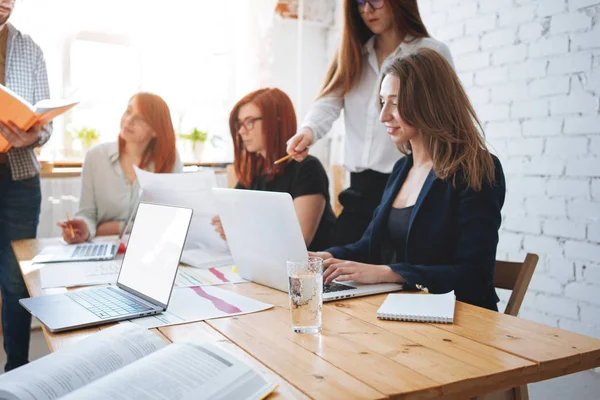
[0,164,40,371]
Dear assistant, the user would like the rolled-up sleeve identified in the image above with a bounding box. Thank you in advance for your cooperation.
[300,91,344,141]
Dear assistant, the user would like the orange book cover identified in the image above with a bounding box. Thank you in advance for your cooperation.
[0,84,78,152]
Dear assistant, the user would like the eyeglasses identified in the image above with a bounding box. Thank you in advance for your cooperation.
[356,0,384,12]
[236,117,262,132]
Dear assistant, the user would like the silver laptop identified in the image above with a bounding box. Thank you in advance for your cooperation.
[32,206,138,264]
[20,202,193,332]
[212,188,403,301]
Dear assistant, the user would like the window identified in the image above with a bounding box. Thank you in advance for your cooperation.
[9,0,281,163]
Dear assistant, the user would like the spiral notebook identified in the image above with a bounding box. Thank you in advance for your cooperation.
[376,291,456,323]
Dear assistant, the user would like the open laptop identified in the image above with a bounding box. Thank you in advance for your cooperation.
[212,188,403,301]
[32,205,138,264]
[20,202,193,332]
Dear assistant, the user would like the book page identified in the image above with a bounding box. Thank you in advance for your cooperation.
[0,324,166,400]
[35,101,79,126]
[62,343,275,400]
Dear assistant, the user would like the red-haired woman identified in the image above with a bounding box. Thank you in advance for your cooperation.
[286,0,454,247]
[58,92,183,243]
[213,88,335,250]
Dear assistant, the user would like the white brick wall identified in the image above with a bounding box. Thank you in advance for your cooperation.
[420,0,600,340]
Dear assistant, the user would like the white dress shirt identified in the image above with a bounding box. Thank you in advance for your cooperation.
[75,142,183,239]
[301,36,454,174]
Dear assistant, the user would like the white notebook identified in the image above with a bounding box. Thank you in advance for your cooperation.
[376,291,456,324]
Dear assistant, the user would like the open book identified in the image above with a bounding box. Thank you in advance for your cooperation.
[0,84,78,152]
[0,324,276,400]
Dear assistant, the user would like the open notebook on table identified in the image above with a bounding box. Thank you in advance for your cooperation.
[377,291,456,324]
[0,324,277,400]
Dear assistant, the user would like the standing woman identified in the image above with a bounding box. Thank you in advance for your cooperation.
[286,0,454,246]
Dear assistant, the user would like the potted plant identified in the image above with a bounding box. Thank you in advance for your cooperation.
[178,128,208,161]
[70,127,100,154]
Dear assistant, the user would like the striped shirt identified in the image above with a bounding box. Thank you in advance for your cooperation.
[3,23,52,181]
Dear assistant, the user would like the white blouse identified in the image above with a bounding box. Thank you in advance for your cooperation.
[75,141,183,239]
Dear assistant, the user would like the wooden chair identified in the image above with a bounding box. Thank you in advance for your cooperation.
[329,165,346,217]
[225,164,237,188]
[474,253,539,400]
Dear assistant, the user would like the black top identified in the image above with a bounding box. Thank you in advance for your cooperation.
[386,205,413,263]
[236,155,335,251]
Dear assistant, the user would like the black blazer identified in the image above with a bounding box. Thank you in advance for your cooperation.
[326,154,505,311]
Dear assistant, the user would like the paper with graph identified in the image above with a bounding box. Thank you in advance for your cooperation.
[123,285,272,329]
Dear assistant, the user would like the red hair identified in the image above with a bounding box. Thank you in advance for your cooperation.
[229,88,297,187]
[118,92,177,173]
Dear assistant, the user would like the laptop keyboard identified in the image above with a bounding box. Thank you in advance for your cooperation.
[66,287,154,319]
[72,244,115,258]
[324,282,355,293]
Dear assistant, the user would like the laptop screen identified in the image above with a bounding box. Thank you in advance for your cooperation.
[117,203,192,306]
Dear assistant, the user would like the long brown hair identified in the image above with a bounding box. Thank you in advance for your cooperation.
[118,92,177,173]
[320,0,429,98]
[381,48,495,191]
[229,88,297,188]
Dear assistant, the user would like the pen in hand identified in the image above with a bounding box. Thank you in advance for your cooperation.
[66,212,75,239]
[274,151,299,165]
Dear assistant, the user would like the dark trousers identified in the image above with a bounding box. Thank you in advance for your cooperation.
[331,169,390,247]
[0,164,40,371]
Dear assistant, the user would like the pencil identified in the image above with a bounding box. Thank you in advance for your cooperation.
[273,152,298,165]
[66,212,75,239]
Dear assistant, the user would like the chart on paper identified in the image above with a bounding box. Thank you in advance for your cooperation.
[123,285,272,329]
[175,266,246,287]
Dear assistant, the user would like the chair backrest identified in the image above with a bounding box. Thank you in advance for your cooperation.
[330,165,346,217]
[494,253,539,317]
[226,164,237,188]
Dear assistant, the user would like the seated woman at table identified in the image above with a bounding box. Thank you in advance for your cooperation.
[58,92,183,243]
[314,49,505,310]
[212,88,335,251]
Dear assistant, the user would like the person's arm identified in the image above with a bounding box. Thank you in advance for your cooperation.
[301,91,344,142]
[293,194,326,246]
[389,172,505,294]
[32,47,52,146]
[325,207,379,263]
[74,153,99,239]
[287,91,344,161]
[96,222,121,236]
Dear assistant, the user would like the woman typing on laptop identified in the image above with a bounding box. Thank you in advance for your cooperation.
[57,92,183,243]
[314,49,505,311]
[212,88,335,251]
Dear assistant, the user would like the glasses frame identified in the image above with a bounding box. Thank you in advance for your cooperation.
[236,116,262,133]
[357,0,384,12]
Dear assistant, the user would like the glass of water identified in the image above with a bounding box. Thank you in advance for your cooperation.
[287,257,323,334]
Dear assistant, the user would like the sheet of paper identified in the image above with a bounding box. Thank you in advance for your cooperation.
[175,265,246,287]
[0,324,165,400]
[39,259,122,288]
[180,248,234,269]
[134,167,231,256]
[123,285,272,329]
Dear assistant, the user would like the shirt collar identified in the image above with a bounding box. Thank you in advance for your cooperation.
[107,141,120,163]
[362,34,416,56]
[6,23,18,43]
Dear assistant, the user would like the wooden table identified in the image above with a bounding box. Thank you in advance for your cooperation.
[14,238,600,400]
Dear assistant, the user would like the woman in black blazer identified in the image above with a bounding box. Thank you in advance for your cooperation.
[316,48,505,311]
